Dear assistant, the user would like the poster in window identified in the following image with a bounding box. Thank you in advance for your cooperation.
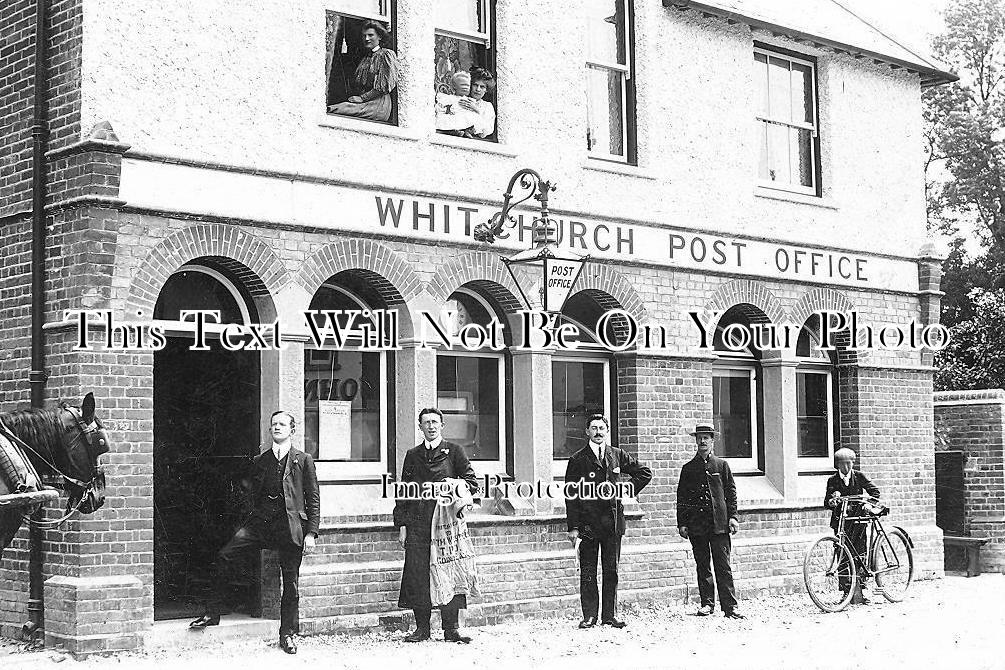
[319,400,352,460]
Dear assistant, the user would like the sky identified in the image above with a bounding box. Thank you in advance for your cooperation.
[838,0,949,59]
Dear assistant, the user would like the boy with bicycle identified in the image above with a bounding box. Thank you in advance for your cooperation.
[824,448,880,603]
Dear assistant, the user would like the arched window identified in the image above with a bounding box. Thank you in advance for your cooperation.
[552,292,614,473]
[435,288,507,473]
[153,264,254,327]
[304,277,390,478]
[795,314,838,470]
[712,306,765,473]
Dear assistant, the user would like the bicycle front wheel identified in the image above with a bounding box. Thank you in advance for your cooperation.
[804,535,856,612]
[872,527,913,602]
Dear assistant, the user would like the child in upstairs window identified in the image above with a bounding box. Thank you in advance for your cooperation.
[435,69,496,139]
[435,72,479,134]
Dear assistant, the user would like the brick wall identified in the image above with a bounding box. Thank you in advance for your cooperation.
[0,0,82,218]
[934,390,1005,573]
[0,149,943,650]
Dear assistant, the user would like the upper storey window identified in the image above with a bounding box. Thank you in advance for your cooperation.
[326,1,400,124]
[585,0,636,163]
[754,46,819,195]
[434,1,498,141]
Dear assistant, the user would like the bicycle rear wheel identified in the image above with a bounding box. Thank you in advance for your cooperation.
[872,527,913,602]
[804,535,856,612]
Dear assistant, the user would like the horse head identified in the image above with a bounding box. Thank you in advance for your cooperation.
[56,393,109,515]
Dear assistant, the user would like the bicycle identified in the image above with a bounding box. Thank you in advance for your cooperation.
[803,494,914,612]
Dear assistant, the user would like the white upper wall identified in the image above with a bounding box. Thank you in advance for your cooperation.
[80,0,930,259]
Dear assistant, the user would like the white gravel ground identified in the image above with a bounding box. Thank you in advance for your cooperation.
[2,574,1003,670]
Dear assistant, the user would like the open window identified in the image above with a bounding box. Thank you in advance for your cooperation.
[434,1,498,140]
[585,0,636,163]
[754,44,820,195]
[325,1,399,124]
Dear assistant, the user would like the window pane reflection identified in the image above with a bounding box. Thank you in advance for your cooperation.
[437,355,500,461]
[552,361,606,459]
[713,373,753,459]
[797,372,829,457]
[586,67,625,156]
[304,351,382,462]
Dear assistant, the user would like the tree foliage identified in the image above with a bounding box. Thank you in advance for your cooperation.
[925,0,1005,389]
[935,288,1005,390]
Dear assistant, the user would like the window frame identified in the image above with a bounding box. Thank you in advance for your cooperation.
[551,354,613,478]
[585,0,637,164]
[325,0,392,23]
[324,0,399,125]
[794,366,835,470]
[304,282,391,480]
[433,1,498,142]
[711,360,761,473]
[753,43,821,196]
[436,288,508,474]
[151,264,253,337]
[436,349,507,475]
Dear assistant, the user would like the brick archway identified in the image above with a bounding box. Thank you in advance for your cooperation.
[790,287,856,326]
[574,264,647,323]
[704,279,786,325]
[299,238,422,305]
[790,287,862,365]
[124,224,290,318]
[428,251,524,313]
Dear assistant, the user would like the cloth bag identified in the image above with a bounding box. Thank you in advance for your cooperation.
[429,477,479,607]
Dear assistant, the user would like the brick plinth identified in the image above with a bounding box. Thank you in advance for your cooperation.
[44,575,144,654]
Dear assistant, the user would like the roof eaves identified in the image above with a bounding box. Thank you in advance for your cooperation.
[663,0,959,88]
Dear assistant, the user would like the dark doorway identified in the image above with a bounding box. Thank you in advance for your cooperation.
[153,337,261,620]
[935,450,968,572]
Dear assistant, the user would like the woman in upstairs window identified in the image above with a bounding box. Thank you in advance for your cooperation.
[462,68,496,139]
[327,21,400,123]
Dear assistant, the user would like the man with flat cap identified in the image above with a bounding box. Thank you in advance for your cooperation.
[676,423,743,619]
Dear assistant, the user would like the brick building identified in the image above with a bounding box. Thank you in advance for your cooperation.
[935,390,1005,573]
[1,0,954,655]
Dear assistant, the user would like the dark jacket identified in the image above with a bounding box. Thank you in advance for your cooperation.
[564,444,652,538]
[676,453,737,535]
[392,441,478,543]
[249,446,320,548]
[824,469,880,531]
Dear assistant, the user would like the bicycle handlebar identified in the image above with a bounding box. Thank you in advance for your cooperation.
[833,494,881,504]
[832,494,888,516]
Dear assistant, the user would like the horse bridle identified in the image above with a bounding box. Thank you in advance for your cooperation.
[5,405,108,527]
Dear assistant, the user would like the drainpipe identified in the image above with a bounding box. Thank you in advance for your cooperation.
[25,0,50,642]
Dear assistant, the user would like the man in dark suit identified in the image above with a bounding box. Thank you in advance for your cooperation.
[824,447,880,601]
[565,414,652,629]
[676,424,743,619]
[189,410,321,655]
[394,407,479,644]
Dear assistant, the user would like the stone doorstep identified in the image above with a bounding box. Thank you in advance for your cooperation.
[142,614,276,651]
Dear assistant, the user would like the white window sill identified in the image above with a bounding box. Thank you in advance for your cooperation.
[735,474,784,504]
[754,185,838,210]
[430,133,519,157]
[582,157,657,180]
[317,114,421,141]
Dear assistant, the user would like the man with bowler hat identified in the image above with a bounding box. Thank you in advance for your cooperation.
[676,423,743,618]
[565,414,652,629]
